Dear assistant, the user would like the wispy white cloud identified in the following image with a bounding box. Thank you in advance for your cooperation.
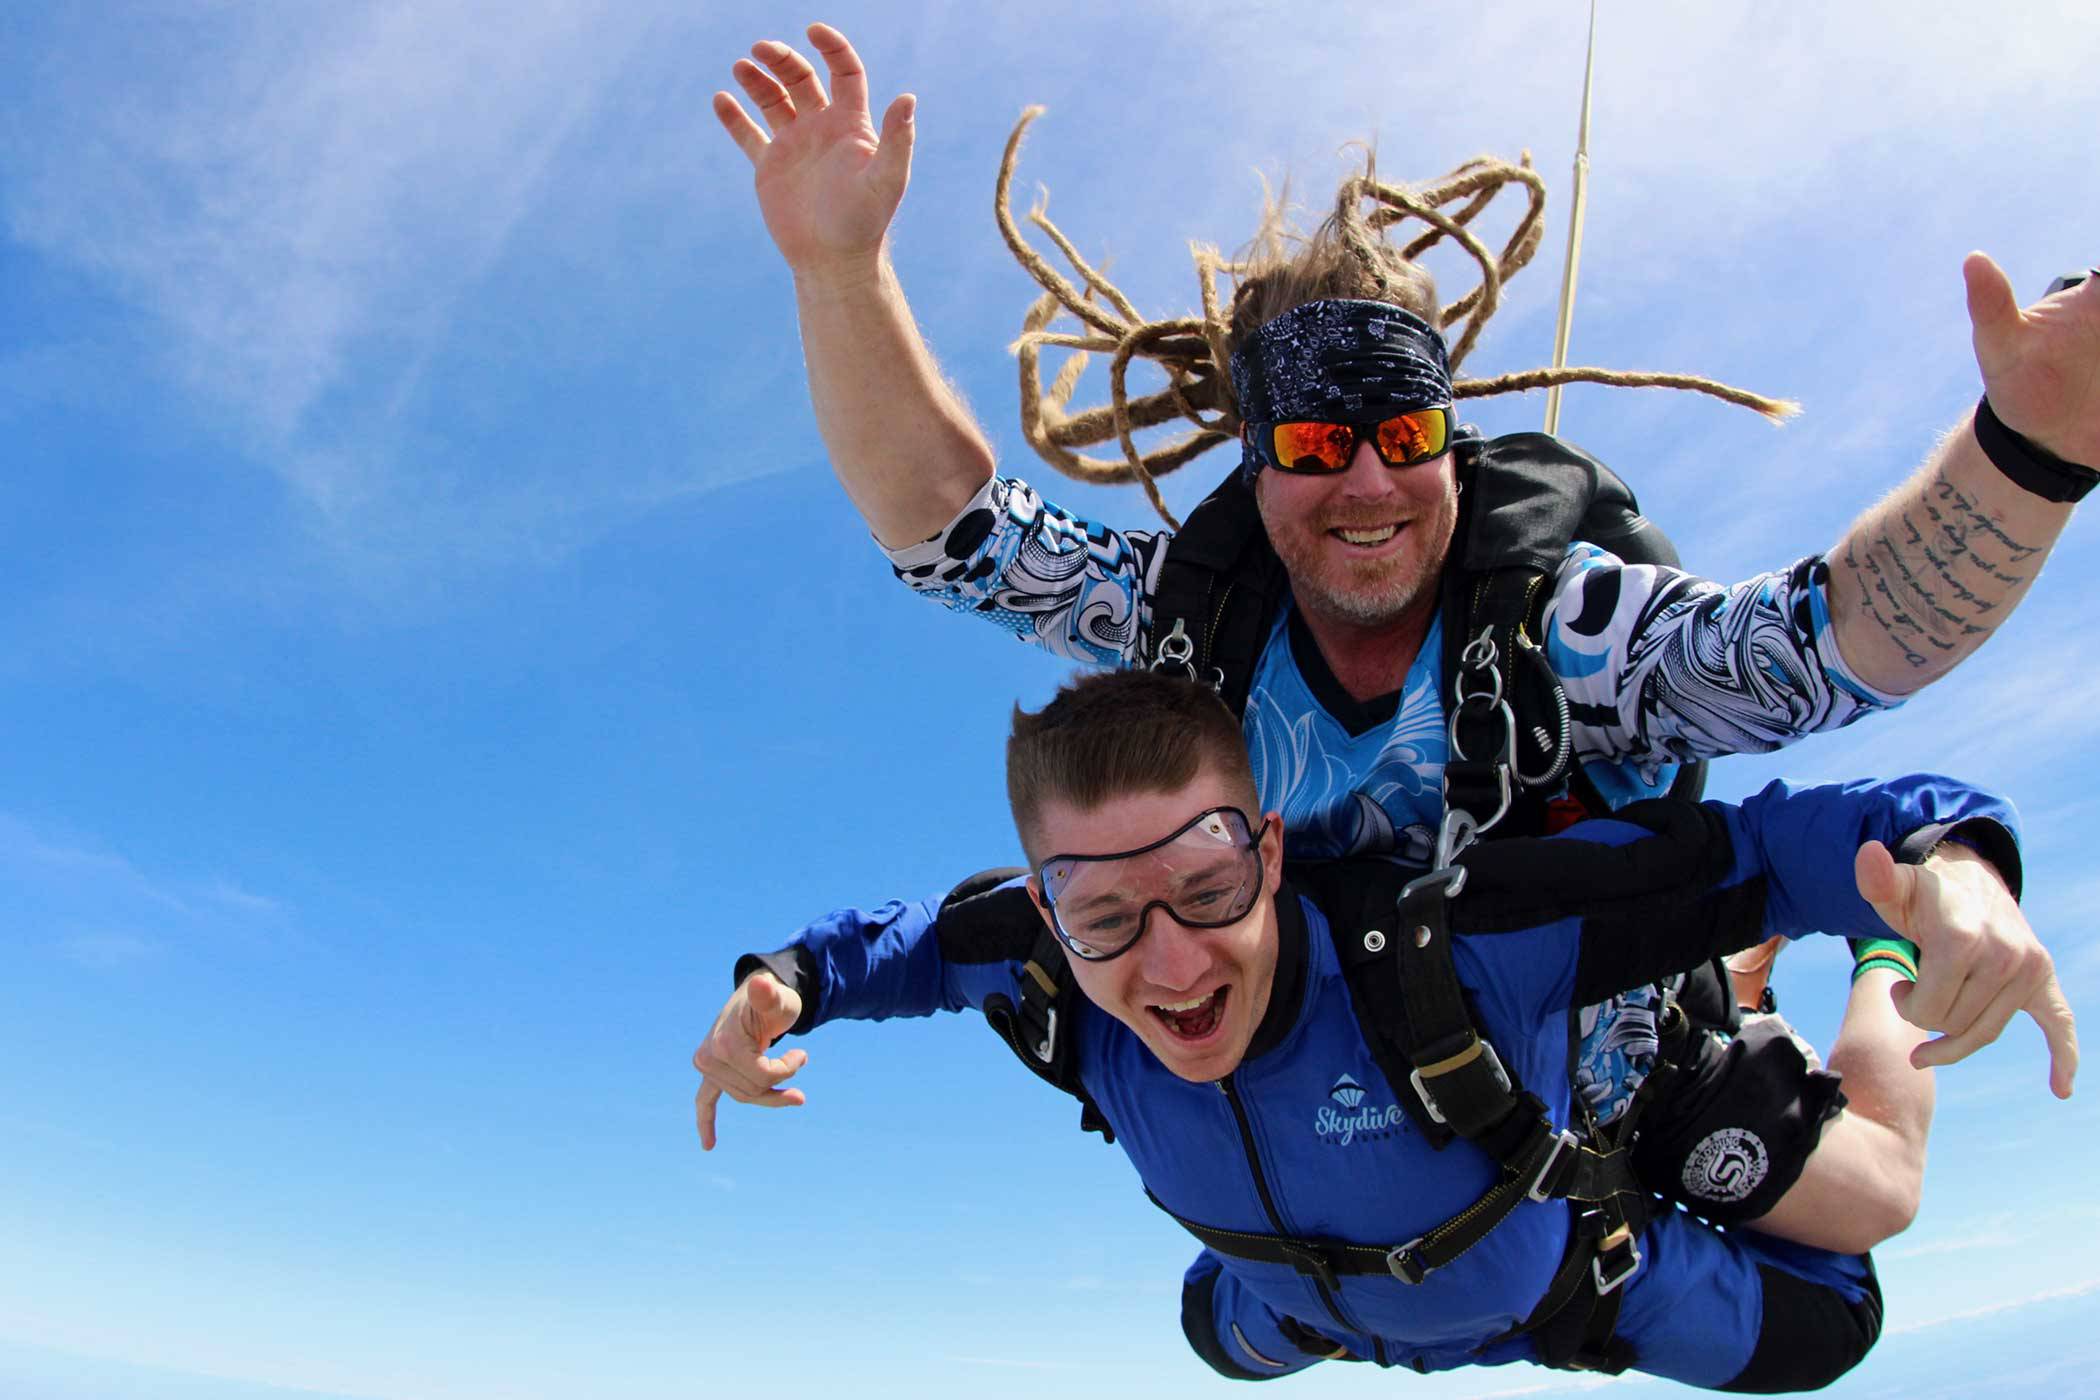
[0,2,781,585]
[7,4,633,457]
[53,932,163,970]
[1887,1278,2100,1336]
[1884,1205,2100,1263]
[0,812,294,963]
[1883,1214,2023,1261]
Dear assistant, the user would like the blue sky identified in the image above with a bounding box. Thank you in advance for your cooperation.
[3,3,2098,1397]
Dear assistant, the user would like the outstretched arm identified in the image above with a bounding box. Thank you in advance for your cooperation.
[691,878,1038,1148]
[693,971,808,1151]
[1533,778,2072,1092]
[1825,256,2099,692]
[716,24,995,547]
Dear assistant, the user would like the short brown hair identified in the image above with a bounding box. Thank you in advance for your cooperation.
[1006,670,1259,863]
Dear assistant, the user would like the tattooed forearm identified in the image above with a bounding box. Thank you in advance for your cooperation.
[1932,476,2042,567]
[1875,522,1989,634]
[1843,535,1930,668]
[1841,465,2043,672]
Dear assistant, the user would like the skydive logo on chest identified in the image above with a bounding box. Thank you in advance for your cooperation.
[1315,1074,1408,1146]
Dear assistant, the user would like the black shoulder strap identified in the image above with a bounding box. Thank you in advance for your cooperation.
[1187,862,1646,1296]
[1442,431,1702,831]
[1293,858,1553,1168]
[1288,860,1452,1147]
[940,872,1115,1143]
[1144,470,1289,717]
[1145,432,1686,752]
[1451,431,1680,577]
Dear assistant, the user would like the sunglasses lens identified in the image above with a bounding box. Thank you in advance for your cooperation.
[1264,410,1450,474]
[1269,421,1356,473]
[1374,408,1449,465]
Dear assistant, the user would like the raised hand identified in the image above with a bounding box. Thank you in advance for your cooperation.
[1854,838,2078,1098]
[1965,252,2100,467]
[693,971,810,1151]
[714,24,917,280]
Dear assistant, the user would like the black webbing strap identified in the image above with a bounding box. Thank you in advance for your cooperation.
[1301,858,1647,1200]
[1146,1180,1560,1291]
[1149,1114,1639,1293]
[1144,470,1286,715]
[980,924,1116,1143]
[1148,1188,1393,1292]
[1157,864,1649,1294]
[1395,872,1530,1145]
[1487,995,1689,1371]
[1488,1196,1644,1373]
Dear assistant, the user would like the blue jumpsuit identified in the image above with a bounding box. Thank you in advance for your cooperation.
[746,777,2017,1389]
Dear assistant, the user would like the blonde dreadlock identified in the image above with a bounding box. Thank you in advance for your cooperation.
[997,109,1798,530]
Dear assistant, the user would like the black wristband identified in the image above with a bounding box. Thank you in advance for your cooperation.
[1973,396,2098,503]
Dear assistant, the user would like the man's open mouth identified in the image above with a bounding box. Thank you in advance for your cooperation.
[1150,987,1229,1040]
[1330,523,1401,548]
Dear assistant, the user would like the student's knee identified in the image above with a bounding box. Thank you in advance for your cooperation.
[1180,1260,1346,1380]
[1632,1014,1846,1225]
[1718,1262,1883,1393]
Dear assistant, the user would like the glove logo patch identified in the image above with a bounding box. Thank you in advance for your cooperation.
[1682,1127,1769,1204]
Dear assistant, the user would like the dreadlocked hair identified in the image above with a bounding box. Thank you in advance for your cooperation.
[997,108,1799,529]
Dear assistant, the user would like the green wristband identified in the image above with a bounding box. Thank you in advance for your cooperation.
[1849,936,1920,985]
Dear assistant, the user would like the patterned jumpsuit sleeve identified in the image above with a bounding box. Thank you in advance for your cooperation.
[886,477,1905,767]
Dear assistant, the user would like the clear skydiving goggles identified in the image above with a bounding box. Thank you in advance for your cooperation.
[1245,405,1454,475]
[1036,806,1271,962]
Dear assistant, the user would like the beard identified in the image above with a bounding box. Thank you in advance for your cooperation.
[1258,480,1460,631]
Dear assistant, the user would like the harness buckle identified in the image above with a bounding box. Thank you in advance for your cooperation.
[1409,1040,1510,1126]
[1400,862,1468,907]
[1590,1222,1641,1297]
[1439,767,1512,851]
[1431,805,1485,871]
[1526,1129,1581,1204]
[1385,1239,1428,1286]
[1030,1005,1059,1065]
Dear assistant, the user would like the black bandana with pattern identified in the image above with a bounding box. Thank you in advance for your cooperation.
[1231,299,1454,483]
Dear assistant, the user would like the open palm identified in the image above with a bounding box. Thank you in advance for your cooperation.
[714,24,916,275]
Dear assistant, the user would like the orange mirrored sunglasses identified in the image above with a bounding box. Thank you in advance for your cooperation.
[1253,407,1453,475]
